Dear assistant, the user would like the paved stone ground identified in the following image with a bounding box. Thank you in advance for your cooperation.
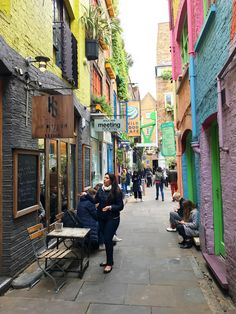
[1,186,236,314]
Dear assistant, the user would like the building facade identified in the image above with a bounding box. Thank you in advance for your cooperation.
[169,0,236,301]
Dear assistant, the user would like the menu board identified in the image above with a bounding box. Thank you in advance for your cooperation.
[83,145,91,189]
[13,150,40,218]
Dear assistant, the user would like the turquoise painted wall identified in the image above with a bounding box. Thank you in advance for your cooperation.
[195,0,232,127]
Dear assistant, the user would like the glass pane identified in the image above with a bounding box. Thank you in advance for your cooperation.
[49,140,58,223]
[60,141,68,211]
[69,144,76,209]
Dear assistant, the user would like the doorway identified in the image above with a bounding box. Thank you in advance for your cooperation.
[210,122,225,256]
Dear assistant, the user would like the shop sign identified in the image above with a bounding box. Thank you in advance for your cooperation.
[128,101,140,136]
[32,95,74,138]
[94,118,124,132]
[161,122,176,156]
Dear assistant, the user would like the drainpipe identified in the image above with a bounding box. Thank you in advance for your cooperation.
[217,78,229,152]
[187,0,200,154]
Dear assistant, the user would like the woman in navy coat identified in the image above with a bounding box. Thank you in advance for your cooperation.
[77,188,99,250]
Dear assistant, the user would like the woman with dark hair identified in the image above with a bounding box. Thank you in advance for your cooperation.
[132,171,143,201]
[176,200,199,249]
[85,173,124,273]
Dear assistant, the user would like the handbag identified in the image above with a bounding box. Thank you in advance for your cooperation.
[139,185,143,192]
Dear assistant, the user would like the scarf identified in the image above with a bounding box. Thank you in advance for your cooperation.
[102,184,112,191]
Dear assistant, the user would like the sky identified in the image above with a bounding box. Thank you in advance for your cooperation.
[118,0,169,99]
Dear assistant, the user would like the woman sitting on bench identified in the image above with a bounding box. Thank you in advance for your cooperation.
[176,200,199,249]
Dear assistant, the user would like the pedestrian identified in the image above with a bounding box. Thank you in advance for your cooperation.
[166,192,185,231]
[120,168,127,195]
[77,188,99,250]
[132,170,143,201]
[84,173,124,273]
[176,200,199,249]
[154,167,164,201]
[168,165,178,200]
[146,168,153,187]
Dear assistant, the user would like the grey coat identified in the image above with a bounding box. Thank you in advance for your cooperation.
[183,208,199,237]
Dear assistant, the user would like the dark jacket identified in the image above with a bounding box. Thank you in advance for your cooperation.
[168,170,177,183]
[94,187,124,220]
[132,174,141,192]
[77,195,98,243]
[177,197,185,218]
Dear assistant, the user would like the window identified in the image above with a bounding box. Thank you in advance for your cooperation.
[92,67,102,96]
[53,0,78,87]
[105,80,110,104]
[164,93,173,109]
[180,18,188,67]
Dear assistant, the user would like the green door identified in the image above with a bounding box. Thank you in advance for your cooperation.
[210,122,225,256]
[186,132,196,203]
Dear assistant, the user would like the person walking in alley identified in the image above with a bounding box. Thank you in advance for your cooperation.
[154,167,164,201]
[132,170,143,201]
[176,199,199,249]
[120,168,127,195]
[166,192,185,231]
[168,165,178,201]
[84,173,124,273]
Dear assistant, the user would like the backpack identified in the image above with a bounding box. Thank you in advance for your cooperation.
[62,210,82,228]
[155,171,163,182]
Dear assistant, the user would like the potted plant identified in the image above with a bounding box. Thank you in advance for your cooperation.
[80,4,111,60]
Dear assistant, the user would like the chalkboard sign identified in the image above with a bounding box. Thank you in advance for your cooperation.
[83,145,91,189]
[13,150,40,218]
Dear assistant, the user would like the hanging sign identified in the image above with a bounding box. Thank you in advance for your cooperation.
[161,121,176,156]
[94,118,124,132]
[32,95,74,138]
[128,101,140,136]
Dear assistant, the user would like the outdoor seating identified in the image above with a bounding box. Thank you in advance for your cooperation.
[27,223,71,292]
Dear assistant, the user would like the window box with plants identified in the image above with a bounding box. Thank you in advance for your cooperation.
[105,59,116,79]
[91,95,113,117]
[80,4,111,60]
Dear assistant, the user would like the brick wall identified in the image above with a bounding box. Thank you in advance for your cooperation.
[221,65,236,302]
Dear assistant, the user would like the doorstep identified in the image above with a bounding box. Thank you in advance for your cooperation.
[203,253,228,289]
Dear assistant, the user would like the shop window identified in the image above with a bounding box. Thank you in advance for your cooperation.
[105,80,110,104]
[69,144,76,209]
[53,0,78,87]
[92,66,102,96]
[180,18,188,68]
[49,140,58,223]
[60,141,68,211]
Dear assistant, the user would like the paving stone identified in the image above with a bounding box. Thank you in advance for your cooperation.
[87,303,151,314]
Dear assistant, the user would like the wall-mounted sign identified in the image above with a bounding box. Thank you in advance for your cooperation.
[128,101,140,136]
[94,119,124,132]
[32,95,74,138]
[161,122,176,156]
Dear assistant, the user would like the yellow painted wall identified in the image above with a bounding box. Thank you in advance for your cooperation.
[172,0,181,25]
[0,0,90,106]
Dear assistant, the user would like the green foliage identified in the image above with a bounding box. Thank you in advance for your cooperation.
[92,95,113,116]
[80,4,121,46]
[161,69,172,80]
[112,29,130,101]
[166,157,177,168]
[117,148,124,166]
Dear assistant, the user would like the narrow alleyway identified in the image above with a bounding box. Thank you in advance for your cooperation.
[1,186,235,314]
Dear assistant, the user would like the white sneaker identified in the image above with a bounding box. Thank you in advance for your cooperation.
[113,235,122,242]
[99,244,105,250]
[166,227,177,232]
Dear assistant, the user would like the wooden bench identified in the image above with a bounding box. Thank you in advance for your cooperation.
[27,223,71,292]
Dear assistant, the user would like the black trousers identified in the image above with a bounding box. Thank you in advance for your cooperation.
[176,225,191,241]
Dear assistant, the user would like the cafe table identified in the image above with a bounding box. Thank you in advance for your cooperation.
[47,227,91,278]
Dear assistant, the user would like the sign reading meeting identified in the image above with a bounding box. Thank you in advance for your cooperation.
[94,119,124,132]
